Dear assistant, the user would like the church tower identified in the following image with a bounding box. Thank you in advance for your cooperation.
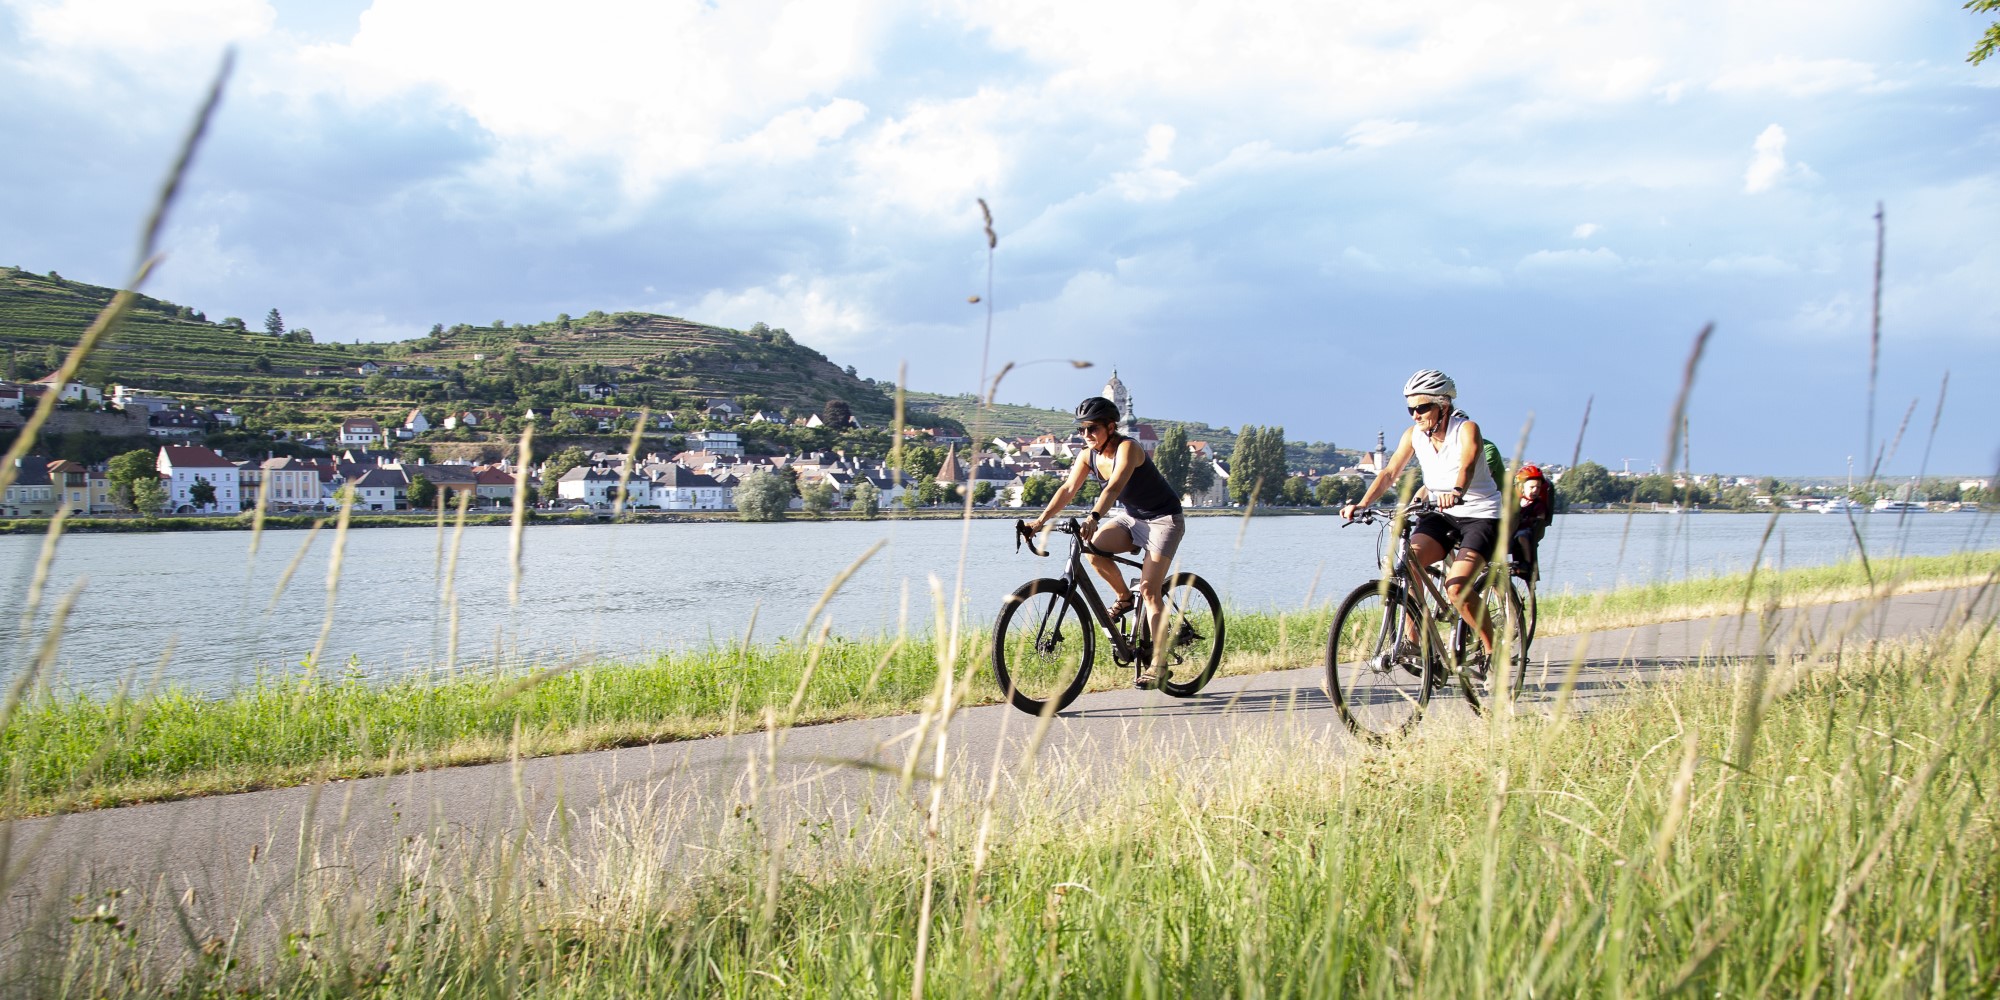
[1101,369,1136,433]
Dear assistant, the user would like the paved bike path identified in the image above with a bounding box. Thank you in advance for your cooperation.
[3,585,1992,950]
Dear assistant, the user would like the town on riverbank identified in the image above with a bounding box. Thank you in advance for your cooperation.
[5,369,1989,525]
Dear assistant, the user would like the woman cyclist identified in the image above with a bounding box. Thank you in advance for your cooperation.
[1339,369,1503,671]
[1025,396,1187,689]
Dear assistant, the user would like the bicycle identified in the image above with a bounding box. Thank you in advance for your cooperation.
[1323,500,1530,741]
[992,517,1226,715]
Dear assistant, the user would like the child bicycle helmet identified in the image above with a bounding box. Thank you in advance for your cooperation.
[1519,464,1544,480]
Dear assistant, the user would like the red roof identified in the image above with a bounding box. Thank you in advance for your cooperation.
[159,445,236,469]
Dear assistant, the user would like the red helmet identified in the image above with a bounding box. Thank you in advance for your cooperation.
[1519,464,1545,480]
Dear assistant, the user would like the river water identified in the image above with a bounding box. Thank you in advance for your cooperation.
[3,511,1996,694]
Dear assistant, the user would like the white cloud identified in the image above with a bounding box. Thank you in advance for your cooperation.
[1572,223,1601,239]
[675,274,873,348]
[1516,247,1623,273]
[1712,56,1878,97]
[11,0,273,55]
[1140,124,1176,167]
[1344,119,1422,149]
[1701,253,1794,276]
[1743,124,1788,194]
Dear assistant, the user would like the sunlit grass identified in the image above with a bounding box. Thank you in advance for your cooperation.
[29,626,2000,997]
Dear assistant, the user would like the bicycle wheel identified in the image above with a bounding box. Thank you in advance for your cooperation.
[1460,579,1529,715]
[992,578,1096,716]
[1509,572,1537,650]
[1154,573,1225,698]
[1324,580,1433,741]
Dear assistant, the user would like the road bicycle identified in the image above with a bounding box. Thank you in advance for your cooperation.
[1324,500,1530,741]
[991,517,1226,715]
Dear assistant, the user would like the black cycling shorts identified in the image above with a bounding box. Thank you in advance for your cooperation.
[1413,512,1502,561]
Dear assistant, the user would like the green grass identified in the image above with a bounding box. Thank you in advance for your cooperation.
[29,621,2000,996]
[1,550,1992,819]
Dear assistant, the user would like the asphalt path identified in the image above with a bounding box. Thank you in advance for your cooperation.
[2,584,1993,960]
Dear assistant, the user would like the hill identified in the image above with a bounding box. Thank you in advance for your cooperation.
[0,267,896,438]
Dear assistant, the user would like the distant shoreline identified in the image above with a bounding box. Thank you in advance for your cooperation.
[0,504,1931,535]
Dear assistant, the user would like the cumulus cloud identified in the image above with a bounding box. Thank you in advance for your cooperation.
[1515,247,1624,273]
[676,274,873,348]
[1344,119,1422,149]
[1572,222,1601,239]
[1743,124,1788,193]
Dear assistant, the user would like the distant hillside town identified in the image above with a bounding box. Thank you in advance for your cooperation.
[2,370,1987,518]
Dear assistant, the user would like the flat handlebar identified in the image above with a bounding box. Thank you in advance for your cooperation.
[1342,498,1440,527]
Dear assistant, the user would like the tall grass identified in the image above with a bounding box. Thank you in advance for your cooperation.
[23,625,1999,997]
[1,549,1989,817]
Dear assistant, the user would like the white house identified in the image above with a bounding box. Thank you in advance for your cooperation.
[0,384,22,410]
[109,385,177,413]
[650,465,731,510]
[557,466,626,506]
[157,445,242,513]
[33,375,102,405]
[403,408,431,435]
[339,417,384,448]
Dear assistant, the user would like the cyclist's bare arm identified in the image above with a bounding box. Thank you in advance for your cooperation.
[1027,458,1093,530]
[1342,428,1415,519]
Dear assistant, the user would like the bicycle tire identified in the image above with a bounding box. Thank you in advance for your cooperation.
[1155,573,1225,698]
[1460,579,1529,715]
[1509,572,1538,650]
[992,578,1096,716]
[1324,579,1433,741]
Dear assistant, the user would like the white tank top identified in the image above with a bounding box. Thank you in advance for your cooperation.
[1410,411,1500,520]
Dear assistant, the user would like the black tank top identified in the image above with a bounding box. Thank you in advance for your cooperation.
[1087,439,1183,520]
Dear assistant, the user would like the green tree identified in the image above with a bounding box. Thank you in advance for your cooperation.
[850,478,881,519]
[1021,473,1058,507]
[973,481,996,506]
[1315,474,1363,507]
[918,481,948,506]
[901,486,922,514]
[822,398,852,428]
[407,474,437,509]
[1280,476,1314,506]
[189,477,217,510]
[253,354,272,373]
[107,448,157,511]
[1074,478,1102,507]
[899,444,944,483]
[1970,0,2000,64]
[1227,426,1285,505]
[1185,454,1214,500]
[129,478,167,515]
[264,308,284,338]
[802,480,834,517]
[777,464,801,498]
[539,446,590,502]
[1155,424,1190,498]
[1558,461,1613,505]
[734,470,790,521]
[220,317,246,331]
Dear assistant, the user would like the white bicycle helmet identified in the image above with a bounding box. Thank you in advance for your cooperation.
[1402,369,1457,399]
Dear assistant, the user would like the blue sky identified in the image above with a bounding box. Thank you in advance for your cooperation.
[1,0,1995,476]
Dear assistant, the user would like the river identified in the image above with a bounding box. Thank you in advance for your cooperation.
[3,510,1996,694]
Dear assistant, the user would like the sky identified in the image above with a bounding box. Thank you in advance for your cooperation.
[1,0,1995,477]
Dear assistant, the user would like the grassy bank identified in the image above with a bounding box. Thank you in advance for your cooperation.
[29,625,2000,995]
[1,550,1993,818]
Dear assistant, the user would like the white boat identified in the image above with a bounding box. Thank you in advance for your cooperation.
[1818,498,1865,514]
[1871,499,1928,514]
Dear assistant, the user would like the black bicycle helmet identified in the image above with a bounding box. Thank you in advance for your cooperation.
[1074,396,1120,424]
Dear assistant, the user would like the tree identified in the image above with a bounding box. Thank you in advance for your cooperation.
[264,308,285,338]
[777,464,801,498]
[107,448,157,511]
[189,477,217,510]
[539,446,589,502]
[1021,473,1058,507]
[973,481,996,506]
[802,481,835,517]
[1315,475,1363,507]
[735,471,789,521]
[407,474,437,509]
[1155,424,1190,498]
[1971,0,2000,64]
[1185,454,1215,500]
[918,481,948,506]
[220,316,246,331]
[850,478,881,519]
[899,444,944,483]
[253,354,271,373]
[822,398,853,429]
[1280,476,1315,506]
[1227,426,1285,505]
[1558,461,1613,505]
[901,486,922,514]
[1074,479,1102,507]
[129,478,167,515]
[288,327,314,344]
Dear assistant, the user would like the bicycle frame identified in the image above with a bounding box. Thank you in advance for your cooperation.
[1370,502,1500,676]
[1019,518,1151,666]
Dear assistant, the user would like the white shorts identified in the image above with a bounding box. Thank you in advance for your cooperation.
[1101,510,1186,563]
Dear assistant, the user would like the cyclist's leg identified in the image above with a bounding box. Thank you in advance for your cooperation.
[1133,515,1185,649]
[1087,520,1137,608]
[1407,522,1452,647]
[1443,548,1493,653]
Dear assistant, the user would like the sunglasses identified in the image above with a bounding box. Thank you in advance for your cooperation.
[1407,403,1440,417]
[1078,422,1108,434]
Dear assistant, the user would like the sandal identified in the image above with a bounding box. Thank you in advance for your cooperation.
[1107,593,1136,619]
